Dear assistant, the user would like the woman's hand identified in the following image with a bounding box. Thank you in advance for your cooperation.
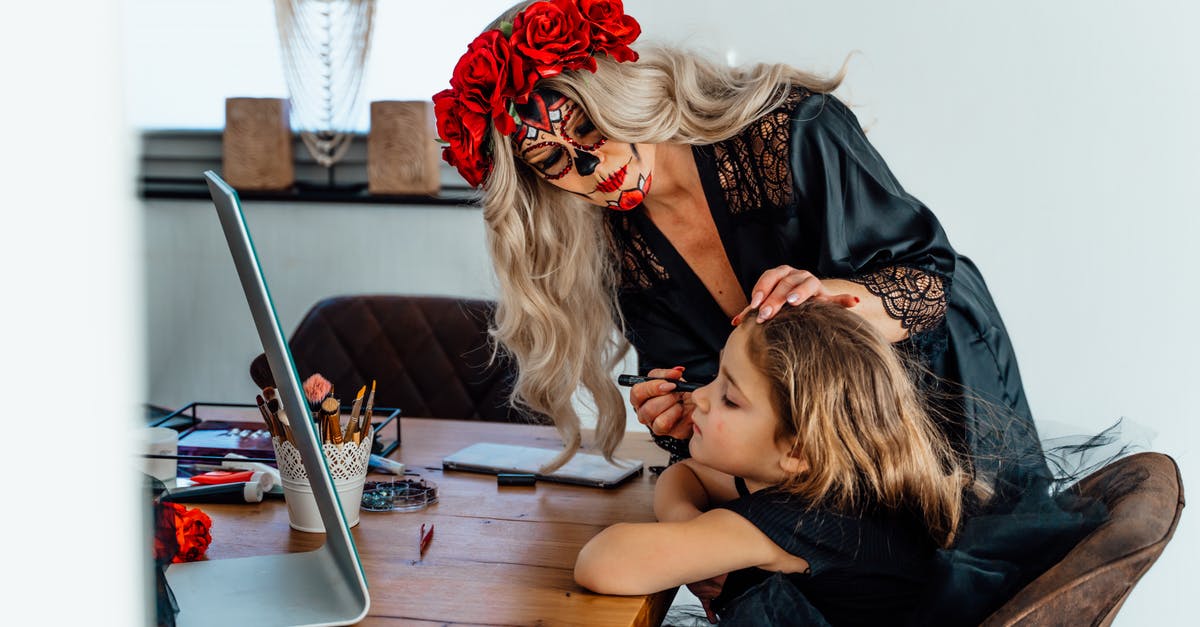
[732,265,858,326]
[687,573,728,623]
[630,366,695,439]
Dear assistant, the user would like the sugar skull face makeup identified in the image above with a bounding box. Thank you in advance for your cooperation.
[513,89,654,211]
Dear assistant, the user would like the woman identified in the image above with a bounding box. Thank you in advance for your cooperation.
[433,0,1048,496]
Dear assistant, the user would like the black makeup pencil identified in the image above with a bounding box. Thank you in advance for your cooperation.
[616,374,703,393]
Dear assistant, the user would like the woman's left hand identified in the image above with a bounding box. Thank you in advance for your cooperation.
[687,573,728,623]
[732,265,858,326]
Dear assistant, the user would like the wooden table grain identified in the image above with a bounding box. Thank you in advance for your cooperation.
[196,417,677,626]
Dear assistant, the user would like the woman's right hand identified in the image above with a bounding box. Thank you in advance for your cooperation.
[630,366,695,440]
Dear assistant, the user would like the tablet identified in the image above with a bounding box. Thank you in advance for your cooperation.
[442,442,643,488]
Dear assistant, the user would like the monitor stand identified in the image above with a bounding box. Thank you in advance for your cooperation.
[164,171,370,626]
[166,549,367,627]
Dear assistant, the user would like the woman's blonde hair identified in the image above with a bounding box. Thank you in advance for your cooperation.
[744,301,969,547]
[480,2,845,471]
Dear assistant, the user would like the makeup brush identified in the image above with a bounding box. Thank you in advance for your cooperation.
[359,380,376,442]
[255,394,279,438]
[320,396,341,445]
[346,385,365,446]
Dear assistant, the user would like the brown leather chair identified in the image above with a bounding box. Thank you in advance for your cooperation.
[981,452,1184,626]
[250,294,549,424]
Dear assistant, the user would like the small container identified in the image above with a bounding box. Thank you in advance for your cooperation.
[360,478,438,513]
[273,429,372,533]
[280,475,366,532]
[139,427,179,484]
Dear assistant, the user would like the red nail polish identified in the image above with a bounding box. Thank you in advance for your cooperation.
[854,297,860,303]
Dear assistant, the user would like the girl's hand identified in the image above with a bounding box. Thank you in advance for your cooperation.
[732,265,858,326]
[629,366,695,439]
[686,573,728,623]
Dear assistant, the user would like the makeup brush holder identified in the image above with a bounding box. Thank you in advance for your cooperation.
[273,429,372,533]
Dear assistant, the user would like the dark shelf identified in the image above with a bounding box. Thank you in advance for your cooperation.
[137,128,478,206]
[140,177,480,206]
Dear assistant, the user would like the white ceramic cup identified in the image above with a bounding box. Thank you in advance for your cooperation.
[140,427,179,483]
[280,475,365,533]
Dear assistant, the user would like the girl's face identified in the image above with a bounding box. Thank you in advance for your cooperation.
[689,325,797,484]
[513,90,655,210]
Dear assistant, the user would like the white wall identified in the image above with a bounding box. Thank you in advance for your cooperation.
[144,199,496,407]
[628,1,1198,622]
[7,1,142,624]
[137,0,1197,624]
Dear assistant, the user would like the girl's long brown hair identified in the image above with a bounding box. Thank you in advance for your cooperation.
[745,301,970,547]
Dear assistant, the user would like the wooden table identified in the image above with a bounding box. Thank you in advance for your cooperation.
[197,417,676,626]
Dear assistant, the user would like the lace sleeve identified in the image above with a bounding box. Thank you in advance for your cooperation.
[848,266,947,334]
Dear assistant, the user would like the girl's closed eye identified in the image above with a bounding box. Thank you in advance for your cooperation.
[722,394,739,409]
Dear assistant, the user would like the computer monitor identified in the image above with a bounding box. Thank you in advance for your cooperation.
[163,171,370,626]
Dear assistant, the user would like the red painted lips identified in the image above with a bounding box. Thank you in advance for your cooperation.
[595,164,627,193]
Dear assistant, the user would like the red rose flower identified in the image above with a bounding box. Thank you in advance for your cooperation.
[511,0,595,77]
[434,89,493,186]
[432,0,644,188]
[160,502,212,564]
[450,31,536,135]
[579,0,640,62]
[447,148,492,188]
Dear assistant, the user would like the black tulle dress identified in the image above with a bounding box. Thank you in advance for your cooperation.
[606,88,1106,624]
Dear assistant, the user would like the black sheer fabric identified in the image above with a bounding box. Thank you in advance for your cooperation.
[848,265,947,335]
[607,87,1049,494]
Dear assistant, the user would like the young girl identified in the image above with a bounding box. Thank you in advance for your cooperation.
[574,301,972,625]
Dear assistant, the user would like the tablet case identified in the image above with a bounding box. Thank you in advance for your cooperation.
[442,442,643,488]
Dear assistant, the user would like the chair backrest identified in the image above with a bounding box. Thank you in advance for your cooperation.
[981,452,1185,626]
[250,294,549,424]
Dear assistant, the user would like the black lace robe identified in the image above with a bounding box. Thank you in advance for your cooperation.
[608,88,1047,492]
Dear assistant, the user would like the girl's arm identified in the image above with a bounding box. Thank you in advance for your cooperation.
[574,509,810,596]
[653,459,741,523]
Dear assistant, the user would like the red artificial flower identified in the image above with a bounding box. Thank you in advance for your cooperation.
[511,0,595,77]
[450,30,537,135]
[433,89,493,187]
[163,502,213,564]
[433,0,643,187]
[579,0,640,62]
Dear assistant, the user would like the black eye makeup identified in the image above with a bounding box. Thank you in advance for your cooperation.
[561,105,607,151]
[523,141,574,180]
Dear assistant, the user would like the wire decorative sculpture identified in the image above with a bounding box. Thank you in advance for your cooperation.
[274,0,376,172]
